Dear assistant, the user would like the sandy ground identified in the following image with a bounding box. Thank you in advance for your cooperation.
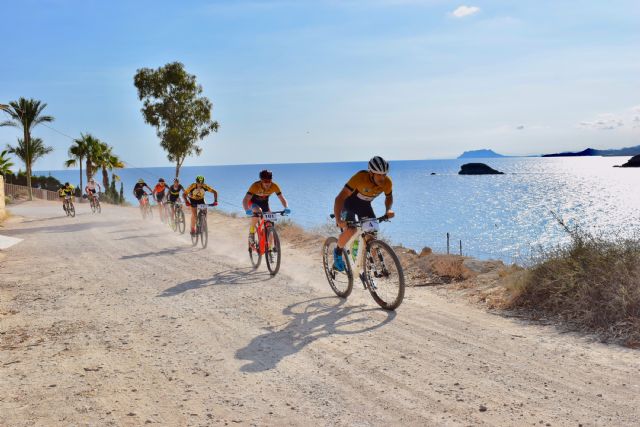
[1,200,639,426]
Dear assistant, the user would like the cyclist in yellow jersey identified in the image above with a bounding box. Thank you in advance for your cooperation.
[58,182,75,212]
[183,175,218,235]
[242,169,290,245]
[332,156,394,271]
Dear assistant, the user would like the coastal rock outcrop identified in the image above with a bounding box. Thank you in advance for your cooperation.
[458,163,504,175]
[618,155,640,168]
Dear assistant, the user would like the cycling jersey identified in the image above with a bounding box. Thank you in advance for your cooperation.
[154,182,166,194]
[58,185,74,197]
[184,183,215,201]
[246,181,282,203]
[344,170,392,202]
[168,184,184,202]
[134,182,147,195]
[86,181,100,191]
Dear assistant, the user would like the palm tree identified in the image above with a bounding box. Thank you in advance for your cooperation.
[96,143,125,189]
[65,134,91,192]
[0,149,14,176]
[7,138,53,188]
[0,98,54,200]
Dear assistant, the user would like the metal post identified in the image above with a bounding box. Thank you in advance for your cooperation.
[446,232,450,254]
[459,240,462,256]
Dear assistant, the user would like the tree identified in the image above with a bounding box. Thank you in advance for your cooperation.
[65,133,91,193]
[0,149,14,176]
[0,98,54,200]
[133,62,218,178]
[93,142,124,189]
[7,138,53,189]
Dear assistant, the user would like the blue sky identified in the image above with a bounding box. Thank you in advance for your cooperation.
[1,0,639,170]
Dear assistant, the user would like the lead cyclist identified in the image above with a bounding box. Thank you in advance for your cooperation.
[332,156,395,271]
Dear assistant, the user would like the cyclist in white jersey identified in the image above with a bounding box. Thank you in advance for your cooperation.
[85,178,102,203]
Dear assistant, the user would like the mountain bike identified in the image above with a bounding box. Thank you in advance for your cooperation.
[63,195,75,217]
[140,194,153,220]
[89,193,101,214]
[164,201,173,227]
[248,210,288,276]
[191,203,216,248]
[322,214,405,310]
[171,201,186,234]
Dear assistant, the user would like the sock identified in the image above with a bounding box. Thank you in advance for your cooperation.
[335,247,343,255]
[249,226,255,234]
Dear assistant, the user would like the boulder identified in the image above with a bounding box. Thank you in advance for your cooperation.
[458,163,504,175]
[618,155,640,168]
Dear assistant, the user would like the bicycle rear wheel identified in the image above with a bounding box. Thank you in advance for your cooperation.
[177,209,185,234]
[364,240,405,310]
[96,199,101,214]
[248,229,262,269]
[69,203,76,218]
[265,226,281,276]
[322,237,353,298]
[91,199,96,213]
[64,201,70,216]
[200,214,208,249]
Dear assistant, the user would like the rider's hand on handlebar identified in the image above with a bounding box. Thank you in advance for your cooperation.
[213,201,218,207]
[185,201,191,207]
[245,209,253,216]
[283,208,291,215]
[385,209,395,219]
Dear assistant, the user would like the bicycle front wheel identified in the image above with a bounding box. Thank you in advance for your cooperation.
[96,200,101,214]
[265,226,281,276]
[177,209,185,234]
[364,240,405,310]
[91,200,96,213]
[248,229,262,269]
[322,237,353,298]
[69,203,76,218]
[200,215,208,249]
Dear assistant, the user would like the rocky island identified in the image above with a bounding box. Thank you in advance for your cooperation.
[458,163,504,175]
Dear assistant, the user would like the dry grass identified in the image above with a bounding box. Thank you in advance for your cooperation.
[504,216,640,346]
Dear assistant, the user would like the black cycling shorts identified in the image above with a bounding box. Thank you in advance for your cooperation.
[188,197,205,206]
[168,195,180,203]
[134,191,145,200]
[250,199,270,213]
[155,193,165,202]
[342,194,375,223]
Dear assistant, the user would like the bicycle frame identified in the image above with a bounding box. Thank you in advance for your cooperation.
[252,211,286,255]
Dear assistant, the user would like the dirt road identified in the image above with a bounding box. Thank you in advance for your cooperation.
[1,201,638,426]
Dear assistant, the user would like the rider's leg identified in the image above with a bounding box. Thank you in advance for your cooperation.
[190,202,197,233]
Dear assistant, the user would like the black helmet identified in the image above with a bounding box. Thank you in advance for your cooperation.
[159,178,165,183]
[64,182,70,186]
[259,169,273,180]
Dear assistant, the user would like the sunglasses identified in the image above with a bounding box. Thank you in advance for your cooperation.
[261,179,272,183]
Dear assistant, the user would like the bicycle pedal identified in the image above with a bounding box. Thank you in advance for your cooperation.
[359,273,367,289]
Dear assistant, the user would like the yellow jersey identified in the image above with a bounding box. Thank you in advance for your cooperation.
[58,185,74,197]
[345,170,392,202]
[184,183,215,200]
[246,181,282,202]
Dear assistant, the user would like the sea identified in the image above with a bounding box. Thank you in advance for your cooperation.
[35,157,640,263]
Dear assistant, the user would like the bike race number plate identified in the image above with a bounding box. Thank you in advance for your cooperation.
[262,213,279,222]
[65,195,71,200]
[197,204,208,212]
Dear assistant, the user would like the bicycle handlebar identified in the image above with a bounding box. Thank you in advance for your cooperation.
[250,210,288,217]
[329,213,389,226]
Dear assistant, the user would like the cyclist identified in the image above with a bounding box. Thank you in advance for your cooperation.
[167,178,185,220]
[58,182,75,212]
[84,178,102,206]
[332,156,395,271]
[184,175,218,236]
[242,169,290,246]
[132,179,153,211]
[153,178,167,221]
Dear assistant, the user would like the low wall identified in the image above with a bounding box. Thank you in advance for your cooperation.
[0,175,5,219]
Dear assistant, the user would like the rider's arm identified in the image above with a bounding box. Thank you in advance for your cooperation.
[242,193,253,211]
[334,186,354,225]
[206,185,218,202]
[384,194,395,218]
[277,193,288,209]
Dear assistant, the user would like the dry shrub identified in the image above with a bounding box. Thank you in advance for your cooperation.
[429,255,475,281]
[507,217,640,344]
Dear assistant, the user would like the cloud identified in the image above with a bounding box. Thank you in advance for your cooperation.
[579,114,624,131]
[633,116,640,128]
[451,5,480,18]
[516,125,525,130]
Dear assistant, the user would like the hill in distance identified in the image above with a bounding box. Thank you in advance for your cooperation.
[543,144,640,157]
[457,149,507,159]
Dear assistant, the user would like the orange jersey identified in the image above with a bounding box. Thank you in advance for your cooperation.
[345,170,392,202]
[246,181,282,202]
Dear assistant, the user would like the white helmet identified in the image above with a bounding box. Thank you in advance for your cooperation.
[368,156,389,175]
[89,178,94,183]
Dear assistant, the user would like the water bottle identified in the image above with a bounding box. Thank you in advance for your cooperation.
[352,239,359,260]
